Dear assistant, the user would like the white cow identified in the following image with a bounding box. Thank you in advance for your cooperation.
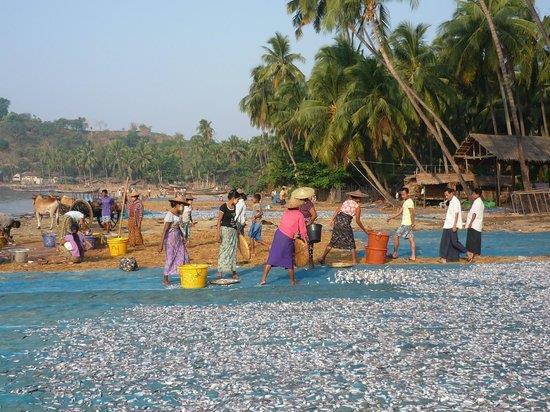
[32,195,60,229]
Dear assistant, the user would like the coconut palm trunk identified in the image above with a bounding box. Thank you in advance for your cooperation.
[479,0,531,190]
[358,23,472,197]
[541,97,549,137]
[399,135,426,173]
[524,0,550,48]
[357,159,396,203]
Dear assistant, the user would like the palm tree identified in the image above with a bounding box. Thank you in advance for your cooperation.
[297,40,396,202]
[225,135,247,164]
[287,0,474,196]
[261,32,305,88]
[478,0,534,189]
[132,140,154,178]
[197,119,214,140]
[524,0,550,48]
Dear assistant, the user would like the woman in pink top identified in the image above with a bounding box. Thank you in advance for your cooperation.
[319,190,369,265]
[260,198,308,286]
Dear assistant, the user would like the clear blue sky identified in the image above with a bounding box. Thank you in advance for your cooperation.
[1,1,548,140]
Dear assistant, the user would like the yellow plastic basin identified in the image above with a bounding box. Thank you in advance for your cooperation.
[106,237,128,257]
[179,264,208,289]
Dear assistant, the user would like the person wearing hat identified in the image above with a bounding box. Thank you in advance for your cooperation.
[217,189,240,280]
[62,222,92,264]
[292,187,318,269]
[260,197,309,286]
[319,190,369,266]
[181,194,196,242]
[158,194,190,286]
[127,190,144,248]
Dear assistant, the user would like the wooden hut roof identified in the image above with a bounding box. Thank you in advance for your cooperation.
[455,134,550,162]
[405,172,476,186]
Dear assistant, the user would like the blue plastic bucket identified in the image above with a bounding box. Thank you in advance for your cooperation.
[42,232,57,248]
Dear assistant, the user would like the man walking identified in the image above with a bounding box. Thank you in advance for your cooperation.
[439,187,467,263]
[98,189,115,233]
[465,188,484,262]
[387,187,416,261]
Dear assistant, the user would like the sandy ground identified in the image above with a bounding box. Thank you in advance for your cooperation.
[1,198,549,273]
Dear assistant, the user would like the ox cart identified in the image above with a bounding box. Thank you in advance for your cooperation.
[54,189,122,228]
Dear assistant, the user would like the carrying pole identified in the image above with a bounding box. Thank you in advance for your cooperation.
[118,177,130,238]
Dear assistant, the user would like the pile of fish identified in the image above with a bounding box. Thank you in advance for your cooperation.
[2,262,548,409]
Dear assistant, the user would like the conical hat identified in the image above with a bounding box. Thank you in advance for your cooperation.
[169,194,187,204]
[346,189,367,198]
[291,187,315,200]
[286,197,305,209]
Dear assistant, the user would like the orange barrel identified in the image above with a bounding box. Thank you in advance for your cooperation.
[365,231,389,264]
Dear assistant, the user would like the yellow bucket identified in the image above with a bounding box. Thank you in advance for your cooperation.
[179,264,209,289]
[107,237,128,257]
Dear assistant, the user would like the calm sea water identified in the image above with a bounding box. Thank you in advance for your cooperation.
[0,187,35,216]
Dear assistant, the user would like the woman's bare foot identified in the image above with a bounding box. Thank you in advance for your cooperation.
[467,252,474,262]
[409,256,416,261]
[259,280,266,286]
[392,252,398,259]
[162,277,170,286]
[438,258,447,263]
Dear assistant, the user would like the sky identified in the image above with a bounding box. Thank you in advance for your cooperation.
[1,0,548,140]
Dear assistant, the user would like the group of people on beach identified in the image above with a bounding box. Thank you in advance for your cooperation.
[1,183,485,283]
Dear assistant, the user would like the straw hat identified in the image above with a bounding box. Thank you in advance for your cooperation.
[129,190,140,197]
[286,197,305,209]
[291,186,315,200]
[346,189,367,198]
[185,194,195,201]
[169,194,187,204]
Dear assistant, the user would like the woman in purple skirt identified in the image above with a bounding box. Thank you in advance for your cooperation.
[260,197,308,286]
[158,195,190,286]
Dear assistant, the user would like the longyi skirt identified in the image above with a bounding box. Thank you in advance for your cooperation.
[267,229,294,269]
[466,228,481,255]
[328,212,355,250]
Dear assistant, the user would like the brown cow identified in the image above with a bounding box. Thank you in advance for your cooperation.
[32,195,60,229]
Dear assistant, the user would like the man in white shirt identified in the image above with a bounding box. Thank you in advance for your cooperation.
[386,187,416,261]
[465,188,485,262]
[439,187,467,263]
[235,189,247,235]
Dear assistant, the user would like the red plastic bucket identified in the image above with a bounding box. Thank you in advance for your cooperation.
[367,231,389,249]
[365,231,389,264]
[365,247,387,264]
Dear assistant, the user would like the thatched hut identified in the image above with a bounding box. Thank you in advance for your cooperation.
[404,172,476,205]
[454,134,550,208]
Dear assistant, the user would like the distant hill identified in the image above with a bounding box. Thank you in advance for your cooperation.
[0,112,176,174]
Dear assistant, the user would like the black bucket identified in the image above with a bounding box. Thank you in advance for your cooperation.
[306,223,323,244]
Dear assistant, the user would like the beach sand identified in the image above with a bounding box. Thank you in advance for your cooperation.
[1,197,549,273]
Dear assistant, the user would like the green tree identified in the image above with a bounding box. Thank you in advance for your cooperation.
[0,98,10,119]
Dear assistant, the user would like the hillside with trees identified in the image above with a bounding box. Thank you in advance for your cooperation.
[0,98,348,192]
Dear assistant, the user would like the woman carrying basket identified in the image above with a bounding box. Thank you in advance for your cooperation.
[260,197,308,286]
[319,190,369,266]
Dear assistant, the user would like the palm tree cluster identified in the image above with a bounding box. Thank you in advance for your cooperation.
[241,0,548,198]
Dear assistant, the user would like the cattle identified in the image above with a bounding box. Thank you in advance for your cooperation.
[32,195,60,229]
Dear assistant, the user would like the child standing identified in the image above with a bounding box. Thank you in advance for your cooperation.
[249,193,265,255]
